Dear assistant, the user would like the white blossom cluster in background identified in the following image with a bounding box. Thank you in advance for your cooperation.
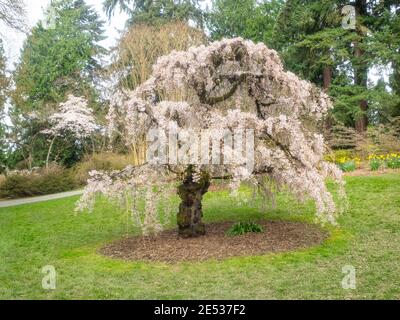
[78,38,346,233]
[43,95,99,139]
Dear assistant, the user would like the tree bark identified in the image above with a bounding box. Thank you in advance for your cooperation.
[46,136,56,169]
[323,66,332,91]
[392,0,400,96]
[392,60,400,97]
[177,167,210,238]
[354,0,369,133]
[355,99,368,132]
[323,66,334,131]
[27,151,32,171]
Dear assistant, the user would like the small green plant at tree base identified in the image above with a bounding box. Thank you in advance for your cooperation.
[226,222,263,236]
[369,159,381,171]
[338,161,356,172]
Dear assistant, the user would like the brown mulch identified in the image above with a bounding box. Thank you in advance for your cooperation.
[99,221,328,263]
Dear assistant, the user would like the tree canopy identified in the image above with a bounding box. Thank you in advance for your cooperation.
[12,0,106,113]
[274,0,400,131]
[78,39,346,237]
[9,0,106,169]
[103,0,204,27]
[0,39,9,172]
[207,0,284,48]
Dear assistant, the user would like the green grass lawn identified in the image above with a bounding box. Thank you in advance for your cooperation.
[1,174,400,299]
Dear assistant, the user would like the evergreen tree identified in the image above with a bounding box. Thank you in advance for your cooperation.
[12,0,106,113]
[350,1,400,130]
[10,0,106,168]
[103,0,204,27]
[368,2,400,116]
[0,39,9,171]
[275,0,400,132]
[275,1,350,88]
[207,0,284,48]
[0,39,8,112]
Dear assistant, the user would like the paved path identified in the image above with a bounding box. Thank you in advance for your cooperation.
[0,190,84,208]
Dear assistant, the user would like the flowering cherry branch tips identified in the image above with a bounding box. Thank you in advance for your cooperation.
[43,95,99,139]
[77,38,346,237]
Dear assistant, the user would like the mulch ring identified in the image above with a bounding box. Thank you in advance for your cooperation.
[100,221,328,264]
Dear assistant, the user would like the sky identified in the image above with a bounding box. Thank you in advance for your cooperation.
[1,0,129,70]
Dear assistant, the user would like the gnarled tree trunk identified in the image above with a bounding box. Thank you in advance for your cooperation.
[177,167,210,238]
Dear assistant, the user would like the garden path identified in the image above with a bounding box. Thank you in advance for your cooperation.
[0,190,83,208]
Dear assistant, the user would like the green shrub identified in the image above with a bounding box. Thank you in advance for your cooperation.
[0,166,78,199]
[369,159,381,171]
[338,161,356,172]
[226,222,263,237]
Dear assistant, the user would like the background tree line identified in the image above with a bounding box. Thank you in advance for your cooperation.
[0,0,399,173]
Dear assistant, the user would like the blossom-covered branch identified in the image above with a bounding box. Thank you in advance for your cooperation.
[42,95,99,168]
[43,95,99,139]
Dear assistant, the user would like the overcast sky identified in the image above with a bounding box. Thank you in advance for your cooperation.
[0,0,129,70]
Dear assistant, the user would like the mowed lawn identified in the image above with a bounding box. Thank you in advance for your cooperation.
[1,174,400,299]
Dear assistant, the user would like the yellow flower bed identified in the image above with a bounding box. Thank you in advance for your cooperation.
[325,151,400,172]
[368,153,400,170]
[336,156,361,166]
[367,153,400,161]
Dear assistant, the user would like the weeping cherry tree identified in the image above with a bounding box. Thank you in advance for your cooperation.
[77,38,346,238]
